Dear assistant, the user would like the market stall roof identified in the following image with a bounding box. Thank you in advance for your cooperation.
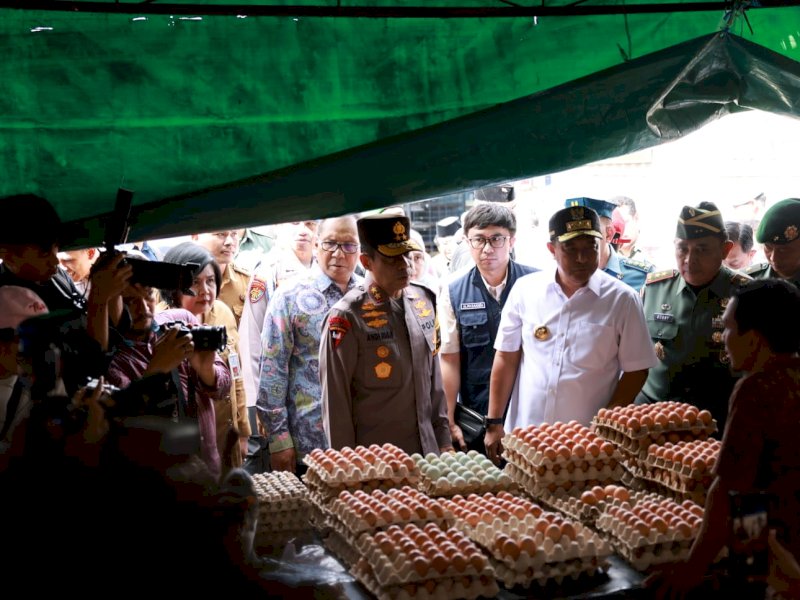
[2,2,800,246]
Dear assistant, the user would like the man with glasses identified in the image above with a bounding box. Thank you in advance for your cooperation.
[320,214,453,456]
[437,203,538,453]
[484,205,656,464]
[745,198,800,288]
[256,216,361,474]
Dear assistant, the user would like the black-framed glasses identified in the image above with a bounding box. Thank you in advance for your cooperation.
[320,240,360,254]
[467,235,510,249]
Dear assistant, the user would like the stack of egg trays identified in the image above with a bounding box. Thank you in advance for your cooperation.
[503,433,624,499]
[412,450,518,497]
[594,501,701,571]
[323,487,454,567]
[447,498,612,589]
[351,523,499,600]
[252,471,313,552]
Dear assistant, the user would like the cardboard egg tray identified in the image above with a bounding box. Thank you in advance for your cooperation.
[644,439,720,479]
[504,446,624,485]
[490,555,609,589]
[592,424,715,460]
[413,450,518,497]
[351,560,498,600]
[323,528,361,567]
[353,524,495,587]
[303,467,416,504]
[504,461,621,499]
[626,468,709,505]
[252,471,309,510]
[592,402,718,439]
[535,486,662,526]
[304,444,420,486]
[329,488,454,537]
[504,431,624,470]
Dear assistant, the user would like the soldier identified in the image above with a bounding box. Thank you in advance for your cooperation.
[192,230,251,326]
[636,201,751,435]
[745,198,800,288]
[438,203,538,453]
[565,197,654,292]
[320,214,453,456]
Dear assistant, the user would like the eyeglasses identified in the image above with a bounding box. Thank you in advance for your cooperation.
[467,235,510,249]
[320,240,359,254]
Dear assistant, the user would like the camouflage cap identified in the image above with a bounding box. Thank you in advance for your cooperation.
[357,214,422,257]
[756,198,800,244]
[675,202,725,240]
[549,206,603,243]
[565,197,617,220]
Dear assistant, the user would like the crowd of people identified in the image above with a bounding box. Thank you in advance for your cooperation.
[1,190,799,597]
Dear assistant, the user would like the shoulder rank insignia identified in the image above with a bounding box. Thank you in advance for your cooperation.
[646,269,677,285]
[622,258,655,273]
[744,262,768,276]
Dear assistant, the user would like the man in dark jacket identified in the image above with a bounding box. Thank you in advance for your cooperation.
[437,203,538,452]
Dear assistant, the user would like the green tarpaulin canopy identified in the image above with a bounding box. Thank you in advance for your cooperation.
[2,2,800,245]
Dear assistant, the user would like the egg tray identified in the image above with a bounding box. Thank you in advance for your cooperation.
[490,555,609,590]
[252,471,308,509]
[595,513,698,552]
[628,465,710,501]
[303,469,416,503]
[504,461,621,499]
[504,434,624,469]
[504,447,624,485]
[534,487,658,526]
[591,414,717,440]
[256,508,313,532]
[353,530,494,587]
[307,493,333,533]
[418,473,518,498]
[644,450,719,481]
[330,498,453,538]
[351,560,499,600]
[304,455,419,486]
[322,528,361,567]
[610,539,693,571]
[593,425,715,460]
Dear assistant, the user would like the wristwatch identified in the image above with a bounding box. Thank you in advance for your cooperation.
[485,417,504,426]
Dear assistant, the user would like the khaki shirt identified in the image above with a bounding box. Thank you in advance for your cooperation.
[218,264,251,326]
[320,278,451,456]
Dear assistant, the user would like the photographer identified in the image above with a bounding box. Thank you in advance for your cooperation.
[106,281,231,481]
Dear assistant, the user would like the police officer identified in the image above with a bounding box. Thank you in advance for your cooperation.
[636,201,751,435]
[565,197,654,292]
[319,214,453,456]
[745,198,800,288]
[438,203,537,453]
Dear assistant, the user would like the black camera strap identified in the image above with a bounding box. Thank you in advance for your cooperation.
[169,368,197,421]
[0,378,24,441]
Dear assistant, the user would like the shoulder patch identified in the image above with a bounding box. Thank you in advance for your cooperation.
[409,279,437,298]
[248,277,267,303]
[744,262,768,276]
[646,269,677,284]
[622,257,655,273]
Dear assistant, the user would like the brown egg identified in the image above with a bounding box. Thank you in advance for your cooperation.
[697,410,713,425]
[586,443,601,458]
[560,522,577,541]
[545,523,562,542]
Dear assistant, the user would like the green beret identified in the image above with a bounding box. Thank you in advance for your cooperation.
[756,198,800,244]
[676,202,725,240]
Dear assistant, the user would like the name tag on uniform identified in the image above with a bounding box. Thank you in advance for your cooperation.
[653,313,675,323]
[228,352,242,380]
[460,302,486,310]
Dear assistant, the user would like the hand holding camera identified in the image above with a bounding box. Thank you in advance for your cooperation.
[146,325,195,375]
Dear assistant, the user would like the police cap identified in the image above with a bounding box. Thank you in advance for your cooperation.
[676,202,725,240]
[756,198,800,244]
[358,214,422,257]
[549,206,603,243]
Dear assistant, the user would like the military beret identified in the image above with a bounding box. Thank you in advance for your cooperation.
[565,197,617,220]
[435,216,461,239]
[0,194,63,248]
[675,202,726,240]
[358,214,422,257]
[549,206,603,243]
[756,198,800,244]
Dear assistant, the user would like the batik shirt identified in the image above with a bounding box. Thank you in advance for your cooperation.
[257,266,360,460]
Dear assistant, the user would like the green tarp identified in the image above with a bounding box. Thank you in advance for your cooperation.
[2,3,800,245]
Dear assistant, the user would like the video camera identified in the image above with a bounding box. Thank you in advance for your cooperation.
[159,321,228,353]
[100,188,197,293]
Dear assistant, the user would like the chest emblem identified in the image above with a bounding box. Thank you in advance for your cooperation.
[534,326,550,341]
[374,361,392,379]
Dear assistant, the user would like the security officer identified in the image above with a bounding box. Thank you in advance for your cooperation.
[745,198,800,288]
[438,203,537,453]
[319,214,453,456]
[636,201,751,436]
[565,197,654,292]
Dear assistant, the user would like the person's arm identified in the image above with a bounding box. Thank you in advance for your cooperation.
[484,349,521,464]
[258,291,296,472]
[430,349,454,454]
[86,253,132,350]
[439,352,464,450]
[320,309,358,450]
[607,369,649,409]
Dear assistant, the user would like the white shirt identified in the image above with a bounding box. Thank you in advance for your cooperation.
[495,268,657,429]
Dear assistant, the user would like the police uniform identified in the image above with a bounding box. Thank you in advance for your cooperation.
[636,203,751,435]
[748,198,800,287]
[565,197,654,292]
[319,215,451,456]
[218,263,251,326]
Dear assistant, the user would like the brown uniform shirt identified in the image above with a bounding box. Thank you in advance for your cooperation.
[320,278,451,456]
[218,264,251,327]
